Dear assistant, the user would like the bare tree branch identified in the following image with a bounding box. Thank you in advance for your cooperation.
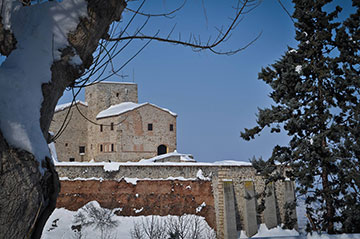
[125,0,186,19]
[107,0,259,55]
[277,0,295,24]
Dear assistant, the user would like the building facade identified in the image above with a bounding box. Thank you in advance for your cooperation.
[50,82,177,162]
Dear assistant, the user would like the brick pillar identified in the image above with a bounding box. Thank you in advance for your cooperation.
[217,169,229,239]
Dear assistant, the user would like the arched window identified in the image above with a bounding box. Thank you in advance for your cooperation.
[157,144,167,155]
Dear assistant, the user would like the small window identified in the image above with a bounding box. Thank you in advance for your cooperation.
[100,144,103,152]
[148,123,153,131]
[170,124,174,131]
[111,144,114,152]
[65,143,68,147]
[100,124,103,132]
[69,158,75,162]
[111,122,114,131]
[79,146,85,154]
[116,93,119,97]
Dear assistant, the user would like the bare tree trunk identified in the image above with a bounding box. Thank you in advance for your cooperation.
[321,166,335,233]
[0,0,126,238]
[0,133,60,239]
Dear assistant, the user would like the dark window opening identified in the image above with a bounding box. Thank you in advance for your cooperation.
[148,123,153,131]
[170,124,174,131]
[100,124,103,132]
[100,144,103,152]
[111,122,114,130]
[69,158,75,162]
[79,146,85,154]
[111,144,114,152]
[65,143,68,147]
[157,144,167,155]
[116,93,119,97]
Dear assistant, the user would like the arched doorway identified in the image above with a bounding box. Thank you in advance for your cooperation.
[157,144,167,155]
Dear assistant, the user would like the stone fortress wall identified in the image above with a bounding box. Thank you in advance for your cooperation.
[56,163,297,238]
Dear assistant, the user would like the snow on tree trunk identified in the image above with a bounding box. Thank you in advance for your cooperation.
[0,0,126,238]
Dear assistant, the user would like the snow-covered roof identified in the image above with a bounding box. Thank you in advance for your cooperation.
[55,100,88,113]
[139,151,195,163]
[96,102,177,119]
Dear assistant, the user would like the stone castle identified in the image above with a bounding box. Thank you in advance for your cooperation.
[50,82,298,238]
[50,81,177,162]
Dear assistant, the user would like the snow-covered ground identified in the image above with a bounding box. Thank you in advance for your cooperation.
[238,224,299,238]
[42,200,360,238]
[41,201,215,239]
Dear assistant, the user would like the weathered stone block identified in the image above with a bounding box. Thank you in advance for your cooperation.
[223,181,238,239]
[243,180,258,237]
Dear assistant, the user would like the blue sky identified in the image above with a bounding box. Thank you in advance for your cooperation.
[59,0,355,163]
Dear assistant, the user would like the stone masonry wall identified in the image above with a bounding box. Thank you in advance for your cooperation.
[93,104,177,162]
[50,103,88,162]
[56,164,291,238]
[85,82,138,161]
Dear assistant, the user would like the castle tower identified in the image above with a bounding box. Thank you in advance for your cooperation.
[85,81,138,121]
[85,81,138,161]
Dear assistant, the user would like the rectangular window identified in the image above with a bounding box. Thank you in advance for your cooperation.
[111,144,114,152]
[100,124,103,132]
[79,146,85,154]
[100,144,103,152]
[111,122,114,131]
[69,158,75,162]
[170,124,174,131]
[148,123,153,131]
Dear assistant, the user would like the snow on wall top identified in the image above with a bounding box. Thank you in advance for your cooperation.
[55,159,252,167]
[0,0,88,173]
[98,81,136,85]
[55,100,88,113]
[96,102,177,119]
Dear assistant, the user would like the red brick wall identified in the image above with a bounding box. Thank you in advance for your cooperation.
[57,179,216,229]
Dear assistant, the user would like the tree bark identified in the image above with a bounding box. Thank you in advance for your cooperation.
[0,132,59,239]
[321,166,335,233]
[0,0,126,238]
[0,16,16,56]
